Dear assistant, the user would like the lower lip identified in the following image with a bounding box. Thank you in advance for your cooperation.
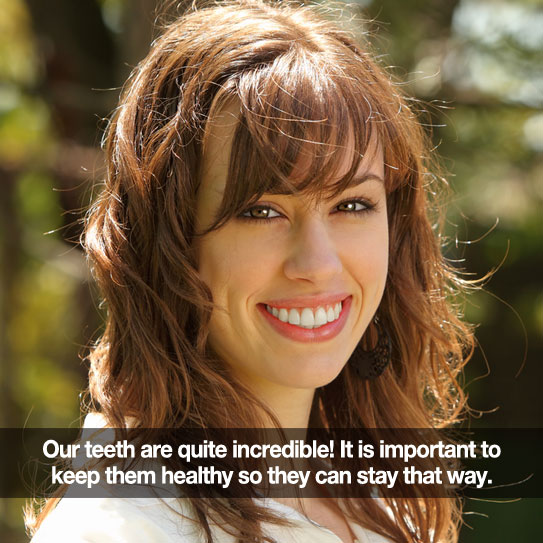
[257,296,352,343]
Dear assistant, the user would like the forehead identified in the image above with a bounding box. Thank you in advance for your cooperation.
[200,100,383,200]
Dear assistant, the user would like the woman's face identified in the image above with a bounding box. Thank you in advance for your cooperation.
[195,108,389,400]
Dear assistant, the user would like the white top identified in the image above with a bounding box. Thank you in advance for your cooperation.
[31,414,393,542]
[31,495,393,543]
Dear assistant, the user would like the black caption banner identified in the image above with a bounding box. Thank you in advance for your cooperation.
[1,428,541,499]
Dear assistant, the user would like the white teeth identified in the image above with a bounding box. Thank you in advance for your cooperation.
[314,307,327,326]
[265,301,344,329]
[288,309,300,325]
[300,308,315,327]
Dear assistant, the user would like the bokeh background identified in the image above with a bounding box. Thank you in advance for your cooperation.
[0,0,541,541]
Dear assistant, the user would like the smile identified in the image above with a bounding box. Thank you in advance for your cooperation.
[257,296,352,343]
[265,303,342,329]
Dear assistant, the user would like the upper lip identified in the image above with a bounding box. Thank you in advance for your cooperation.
[260,293,349,309]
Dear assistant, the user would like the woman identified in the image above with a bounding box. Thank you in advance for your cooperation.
[28,1,473,542]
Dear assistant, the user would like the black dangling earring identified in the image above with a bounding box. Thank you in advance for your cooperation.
[350,316,392,379]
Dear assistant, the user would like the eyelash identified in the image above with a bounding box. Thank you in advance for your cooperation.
[238,198,376,223]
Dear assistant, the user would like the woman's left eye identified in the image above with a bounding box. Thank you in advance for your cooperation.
[334,200,372,213]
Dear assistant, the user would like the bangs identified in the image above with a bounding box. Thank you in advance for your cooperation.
[204,46,385,230]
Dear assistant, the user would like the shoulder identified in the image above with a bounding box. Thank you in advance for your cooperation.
[31,496,394,543]
[30,497,202,543]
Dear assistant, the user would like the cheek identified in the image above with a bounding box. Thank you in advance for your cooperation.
[197,228,278,310]
[197,228,281,367]
[198,233,238,309]
[339,219,389,289]
[197,233,242,358]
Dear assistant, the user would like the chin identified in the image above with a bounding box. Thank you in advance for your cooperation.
[270,356,348,390]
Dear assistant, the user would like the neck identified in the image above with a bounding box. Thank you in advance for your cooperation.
[248,379,316,430]
[267,387,315,429]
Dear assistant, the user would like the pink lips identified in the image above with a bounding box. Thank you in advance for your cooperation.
[257,295,352,343]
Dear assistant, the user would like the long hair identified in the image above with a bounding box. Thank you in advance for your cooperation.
[30,1,475,542]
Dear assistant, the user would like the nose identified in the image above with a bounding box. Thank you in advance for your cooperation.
[283,217,343,283]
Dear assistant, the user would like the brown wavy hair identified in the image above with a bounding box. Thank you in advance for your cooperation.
[29,1,475,542]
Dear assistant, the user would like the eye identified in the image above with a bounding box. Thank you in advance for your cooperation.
[335,199,372,213]
[241,206,282,220]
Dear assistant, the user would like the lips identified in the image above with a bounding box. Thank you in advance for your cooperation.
[258,296,351,343]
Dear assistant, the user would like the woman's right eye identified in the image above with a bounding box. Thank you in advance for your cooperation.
[240,206,281,220]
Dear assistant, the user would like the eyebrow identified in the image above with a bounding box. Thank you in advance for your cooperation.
[262,172,386,198]
[350,173,385,186]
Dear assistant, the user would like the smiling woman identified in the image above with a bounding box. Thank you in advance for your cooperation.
[196,106,389,419]
[27,1,474,542]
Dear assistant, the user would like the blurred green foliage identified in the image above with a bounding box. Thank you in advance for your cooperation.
[0,0,541,541]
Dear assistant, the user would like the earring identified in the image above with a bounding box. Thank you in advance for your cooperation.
[350,317,392,379]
